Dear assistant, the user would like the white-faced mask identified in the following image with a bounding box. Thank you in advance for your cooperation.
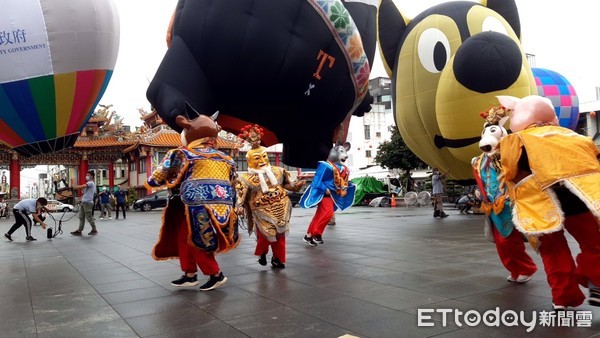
[85,175,91,181]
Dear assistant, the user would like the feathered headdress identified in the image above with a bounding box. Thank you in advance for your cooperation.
[480,105,510,126]
[238,124,264,149]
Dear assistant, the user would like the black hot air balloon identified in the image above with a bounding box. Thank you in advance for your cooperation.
[147,0,377,168]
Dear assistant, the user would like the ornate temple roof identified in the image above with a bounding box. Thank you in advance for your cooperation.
[73,135,136,148]
[123,128,240,153]
[0,105,242,164]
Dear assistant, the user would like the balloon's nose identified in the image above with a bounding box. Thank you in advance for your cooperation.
[454,31,523,93]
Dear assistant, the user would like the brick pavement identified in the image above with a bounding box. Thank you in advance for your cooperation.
[0,206,598,337]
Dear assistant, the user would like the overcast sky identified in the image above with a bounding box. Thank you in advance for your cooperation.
[101,0,600,128]
[14,0,600,191]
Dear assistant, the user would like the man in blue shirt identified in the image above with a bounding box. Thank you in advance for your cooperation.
[114,186,127,219]
[98,187,112,220]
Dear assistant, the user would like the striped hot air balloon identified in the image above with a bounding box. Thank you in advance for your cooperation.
[0,0,119,156]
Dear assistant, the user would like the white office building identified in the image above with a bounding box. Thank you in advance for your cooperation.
[346,77,395,173]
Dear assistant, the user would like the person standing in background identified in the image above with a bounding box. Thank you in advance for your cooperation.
[431,168,449,218]
[98,187,112,219]
[71,171,98,236]
[114,186,127,219]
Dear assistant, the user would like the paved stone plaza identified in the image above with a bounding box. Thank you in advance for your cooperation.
[0,205,599,337]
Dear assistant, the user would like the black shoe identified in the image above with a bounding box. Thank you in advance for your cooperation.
[258,253,267,266]
[71,231,82,236]
[271,257,285,269]
[199,272,227,291]
[88,230,98,235]
[26,236,37,241]
[303,235,317,247]
[433,210,440,218]
[171,274,199,287]
[590,288,600,306]
[4,233,12,242]
[313,235,324,244]
[440,212,449,218]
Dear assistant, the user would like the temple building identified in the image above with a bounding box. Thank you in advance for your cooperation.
[0,106,242,201]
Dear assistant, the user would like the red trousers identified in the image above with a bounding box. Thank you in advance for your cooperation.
[492,226,537,279]
[254,230,286,263]
[177,222,220,276]
[538,212,600,307]
[306,196,334,237]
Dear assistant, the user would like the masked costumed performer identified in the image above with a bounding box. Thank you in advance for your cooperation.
[146,104,239,291]
[235,125,306,268]
[497,95,600,310]
[473,105,537,284]
[300,142,356,246]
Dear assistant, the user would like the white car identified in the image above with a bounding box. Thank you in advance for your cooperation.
[45,200,74,213]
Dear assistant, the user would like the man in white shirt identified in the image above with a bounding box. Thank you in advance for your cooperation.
[4,197,48,241]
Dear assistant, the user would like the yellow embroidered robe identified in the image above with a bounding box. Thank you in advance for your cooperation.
[235,167,298,242]
[499,125,600,235]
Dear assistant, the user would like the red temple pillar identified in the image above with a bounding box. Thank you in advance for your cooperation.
[9,153,20,199]
[79,157,89,185]
[146,155,152,194]
[126,157,131,189]
[274,153,280,166]
[108,161,115,191]
[134,156,139,188]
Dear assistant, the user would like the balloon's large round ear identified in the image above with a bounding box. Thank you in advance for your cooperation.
[175,115,191,130]
[343,142,351,151]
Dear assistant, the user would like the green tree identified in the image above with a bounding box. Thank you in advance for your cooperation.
[127,187,139,208]
[374,126,427,190]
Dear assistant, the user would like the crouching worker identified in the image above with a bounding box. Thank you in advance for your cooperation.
[4,197,48,242]
[457,193,477,214]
